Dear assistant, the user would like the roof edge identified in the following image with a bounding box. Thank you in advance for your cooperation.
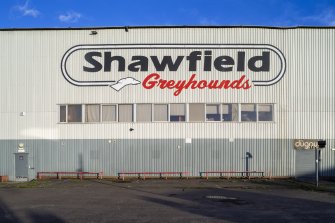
[1,25,335,31]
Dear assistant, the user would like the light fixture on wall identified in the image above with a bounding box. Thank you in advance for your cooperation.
[18,143,25,153]
[90,30,98,35]
[246,152,253,158]
[125,26,129,32]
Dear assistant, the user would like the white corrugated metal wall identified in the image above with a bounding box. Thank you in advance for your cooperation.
[0,27,334,179]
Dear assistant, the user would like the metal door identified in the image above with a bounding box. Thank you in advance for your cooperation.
[15,153,29,178]
[295,150,315,179]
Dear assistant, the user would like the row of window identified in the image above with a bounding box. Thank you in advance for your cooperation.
[59,103,274,123]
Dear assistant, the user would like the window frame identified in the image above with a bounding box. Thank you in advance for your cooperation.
[118,104,134,123]
[66,104,83,123]
[240,103,257,122]
[169,103,186,122]
[85,104,101,123]
[58,103,275,124]
[153,103,169,122]
[188,103,206,122]
[136,103,152,122]
[205,104,222,122]
[222,103,240,122]
[59,105,67,123]
[257,103,275,122]
[101,104,118,123]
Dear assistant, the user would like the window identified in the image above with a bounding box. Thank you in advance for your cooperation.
[154,104,168,121]
[118,104,133,122]
[60,105,67,122]
[86,104,100,122]
[206,104,221,121]
[189,104,205,122]
[136,104,152,122]
[241,104,257,122]
[258,104,273,121]
[170,104,186,122]
[67,105,82,123]
[102,105,117,122]
[59,103,275,124]
[222,104,239,121]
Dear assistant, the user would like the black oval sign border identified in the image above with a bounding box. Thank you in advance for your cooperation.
[61,44,286,87]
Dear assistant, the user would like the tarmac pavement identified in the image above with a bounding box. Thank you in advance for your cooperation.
[0,179,335,223]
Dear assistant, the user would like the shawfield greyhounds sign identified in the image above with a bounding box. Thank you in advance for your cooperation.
[61,44,286,96]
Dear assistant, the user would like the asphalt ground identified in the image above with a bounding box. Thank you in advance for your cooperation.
[0,178,335,223]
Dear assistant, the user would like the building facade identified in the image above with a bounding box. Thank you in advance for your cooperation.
[0,26,334,181]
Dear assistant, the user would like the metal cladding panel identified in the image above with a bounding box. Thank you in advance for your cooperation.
[0,27,334,141]
[320,139,335,177]
[2,139,335,180]
[0,139,297,180]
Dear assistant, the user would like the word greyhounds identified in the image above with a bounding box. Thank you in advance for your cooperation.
[61,45,286,95]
